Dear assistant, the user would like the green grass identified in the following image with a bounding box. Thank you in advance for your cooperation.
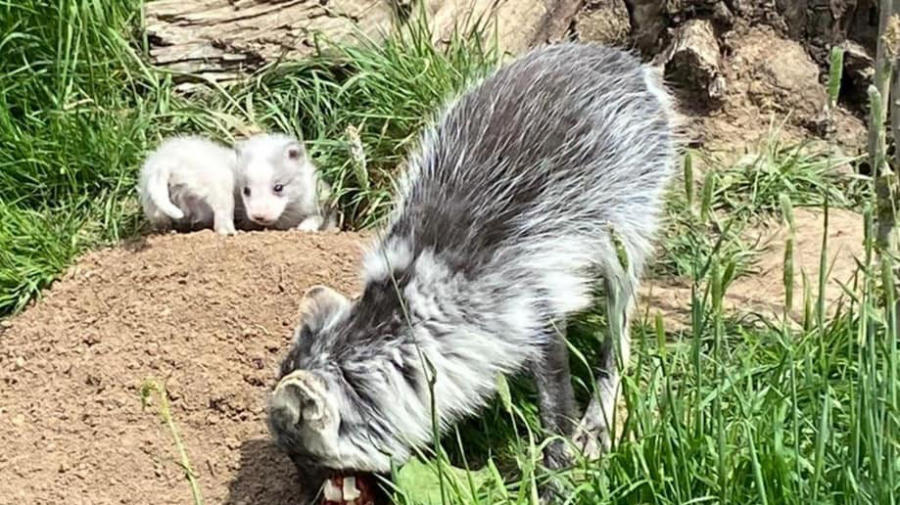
[655,128,867,279]
[4,2,899,505]
[654,171,757,279]
[590,200,895,505]
[1,0,146,313]
[708,137,867,219]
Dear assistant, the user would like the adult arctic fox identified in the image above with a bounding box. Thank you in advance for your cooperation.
[268,43,677,502]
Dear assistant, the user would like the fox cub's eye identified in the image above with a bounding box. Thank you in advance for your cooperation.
[243,187,251,197]
[273,184,284,193]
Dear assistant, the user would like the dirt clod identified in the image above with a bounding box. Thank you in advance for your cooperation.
[574,0,631,45]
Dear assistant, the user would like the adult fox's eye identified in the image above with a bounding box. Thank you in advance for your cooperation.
[274,184,284,193]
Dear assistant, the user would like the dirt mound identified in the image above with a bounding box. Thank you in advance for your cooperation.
[0,230,367,505]
[677,24,866,153]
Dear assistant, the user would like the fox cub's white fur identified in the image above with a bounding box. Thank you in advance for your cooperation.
[138,135,239,235]
[138,134,336,234]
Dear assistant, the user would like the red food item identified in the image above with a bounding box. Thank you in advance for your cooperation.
[321,474,377,505]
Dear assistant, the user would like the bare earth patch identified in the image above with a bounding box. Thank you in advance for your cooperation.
[642,208,864,329]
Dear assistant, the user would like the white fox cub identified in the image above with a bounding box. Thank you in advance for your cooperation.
[138,135,239,235]
[234,133,337,232]
[138,134,336,235]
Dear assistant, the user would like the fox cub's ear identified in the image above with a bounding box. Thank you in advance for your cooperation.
[284,140,307,162]
[295,285,351,338]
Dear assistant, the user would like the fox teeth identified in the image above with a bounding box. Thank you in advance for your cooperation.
[323,478,342,502]
[342,476,361,501]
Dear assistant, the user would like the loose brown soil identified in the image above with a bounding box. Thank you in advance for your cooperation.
[0,230,367,505]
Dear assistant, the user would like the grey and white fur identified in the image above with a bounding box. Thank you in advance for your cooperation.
[138,136,239,235]
[268,43,677,501]
[235,133,337,232]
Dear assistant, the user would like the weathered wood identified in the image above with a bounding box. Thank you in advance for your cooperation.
[870,0,900,252]
[661,19,724,102]
[145,0,397,79]
[427,0,583,50]
[144,0,586,83]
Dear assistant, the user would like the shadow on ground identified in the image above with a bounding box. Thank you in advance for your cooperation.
[225,438,299,505]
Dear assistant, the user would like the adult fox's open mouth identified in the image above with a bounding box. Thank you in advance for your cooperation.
[320,473,382,505]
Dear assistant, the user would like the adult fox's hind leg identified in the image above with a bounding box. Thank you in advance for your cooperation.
[573,264,637,459]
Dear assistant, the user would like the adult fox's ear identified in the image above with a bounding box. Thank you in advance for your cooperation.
[269,370,330,429]
[295,285,350,338]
